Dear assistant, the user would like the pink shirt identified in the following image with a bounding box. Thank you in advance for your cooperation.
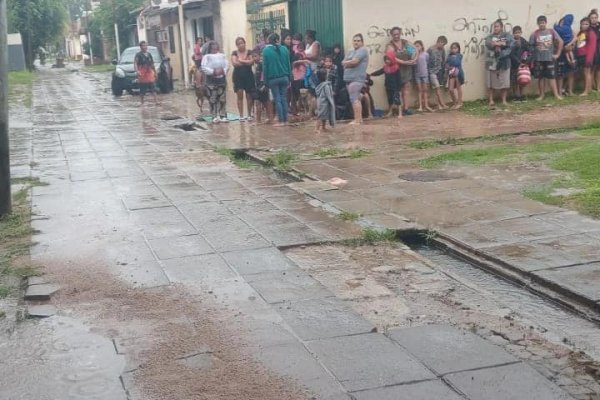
[292,62,306,81]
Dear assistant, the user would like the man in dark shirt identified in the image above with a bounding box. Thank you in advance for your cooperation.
[134,41,158,105]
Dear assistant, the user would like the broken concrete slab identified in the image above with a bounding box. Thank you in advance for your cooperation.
[24,284,60,301]
[27,304,57,318]
[444,362,572,400]
[247,270,333,303]
[388,324,517,375]
[27,276,50,286]
[307,333,436,392]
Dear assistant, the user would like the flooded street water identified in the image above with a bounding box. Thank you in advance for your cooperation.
[3,66,600,399]
[415,245,600,359]
[0,316,126,400]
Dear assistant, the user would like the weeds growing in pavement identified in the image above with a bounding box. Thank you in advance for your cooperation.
[338,211,360,222]
[265,150,297,171]
[0,286,10,299]
[461,91,600,116]
[414,130,600,218]
[342,228,397,246]
[0,177,46,311]
[314,148,344,158]
[349,148,371,159]
[213,147,255,169]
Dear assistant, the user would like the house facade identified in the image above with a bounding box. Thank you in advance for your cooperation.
[243,0,600,105]
[134,0,599,103]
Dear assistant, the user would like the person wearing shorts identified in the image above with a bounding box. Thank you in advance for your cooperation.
[134,41,158,105]
[427,36,448,109]
[485,20,513,107]
[530,15,564,100]
[414,40,433,112]
[342,33,369,125]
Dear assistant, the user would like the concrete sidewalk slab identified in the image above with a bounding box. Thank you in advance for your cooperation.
[221,247,297,276]
[484,233,600,272]
[160,254,235,283]
[307,333,436,392]
[276,297,375,341]
[247,270,333,304]
[148,234,214,260]
[532,263,600,302]
[444,363,573,400]
[388,324,518,375]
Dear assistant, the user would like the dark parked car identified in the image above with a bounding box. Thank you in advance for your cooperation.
[111,46,173,96]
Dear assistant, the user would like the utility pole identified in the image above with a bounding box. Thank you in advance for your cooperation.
[86,1,93,64]
[112,0,121,58]
[178,0,189,89]
[0,0,11,216]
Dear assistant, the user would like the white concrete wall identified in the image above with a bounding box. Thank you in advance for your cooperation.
[220,0,248,59]
[343,0,598,106]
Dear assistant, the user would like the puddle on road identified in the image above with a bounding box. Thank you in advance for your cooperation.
[0,316,126,400]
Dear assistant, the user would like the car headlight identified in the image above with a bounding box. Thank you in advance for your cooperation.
[115,67,125,78]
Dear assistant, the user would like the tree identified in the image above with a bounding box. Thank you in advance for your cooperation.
[7,0,69,70]
[66,0,90,21]
[86,0,144,57]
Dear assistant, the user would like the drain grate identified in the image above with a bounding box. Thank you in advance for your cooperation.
[398,171,465,182]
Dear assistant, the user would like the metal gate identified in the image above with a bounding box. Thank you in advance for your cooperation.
[289,0,343,49]
[248,9,287,47]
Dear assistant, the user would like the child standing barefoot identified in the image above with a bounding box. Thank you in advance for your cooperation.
[446,42,464,109]
[315,69,335,133]
[415,41,433,112]
[369,56,401,117]
[427,36,449,110]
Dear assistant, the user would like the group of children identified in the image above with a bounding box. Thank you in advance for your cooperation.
[193,8,600,128]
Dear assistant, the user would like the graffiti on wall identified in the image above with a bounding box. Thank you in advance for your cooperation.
[453,10,514,60]
[361,10,516,60]
[364,24,421,55]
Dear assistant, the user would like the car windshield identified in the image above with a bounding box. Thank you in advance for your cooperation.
[119,47,161,64]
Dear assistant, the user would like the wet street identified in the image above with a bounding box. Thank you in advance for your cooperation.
[2,67,600,399]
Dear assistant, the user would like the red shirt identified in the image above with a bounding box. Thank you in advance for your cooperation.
[135,51,156,83]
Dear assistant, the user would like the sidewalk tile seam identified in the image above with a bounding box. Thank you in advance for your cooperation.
[437,360,523,377]
[531,260,600,272]
[347,378,446,394]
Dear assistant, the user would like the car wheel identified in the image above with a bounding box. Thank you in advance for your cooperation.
[158,72,171,94]
[111,77,123,96]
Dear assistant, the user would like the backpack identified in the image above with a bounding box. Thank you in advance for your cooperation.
[517,65,531,86]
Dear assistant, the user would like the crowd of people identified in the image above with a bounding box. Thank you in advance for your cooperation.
[165,8,600,129]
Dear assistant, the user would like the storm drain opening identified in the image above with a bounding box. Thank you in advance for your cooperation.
[174,122,199,131]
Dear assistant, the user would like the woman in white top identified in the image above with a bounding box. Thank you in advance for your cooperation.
[201,41,229,123]
[305,30,321,70]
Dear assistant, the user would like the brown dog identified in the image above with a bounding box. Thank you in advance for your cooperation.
[195,85,209,111]
[189,63,209,111]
